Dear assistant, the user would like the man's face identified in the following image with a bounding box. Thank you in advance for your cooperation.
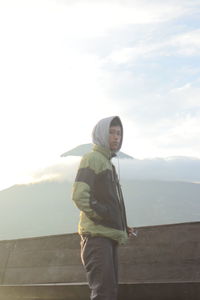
[109,125,122,151]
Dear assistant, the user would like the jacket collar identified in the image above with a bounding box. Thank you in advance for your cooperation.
[93,144,116,160]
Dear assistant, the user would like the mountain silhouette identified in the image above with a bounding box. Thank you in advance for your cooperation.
[61,143,134,159]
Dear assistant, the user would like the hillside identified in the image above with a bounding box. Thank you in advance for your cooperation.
[0,179,199,240]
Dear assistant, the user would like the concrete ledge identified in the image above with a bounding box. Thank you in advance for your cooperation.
[0,222,200,299]
[0,282,200,300]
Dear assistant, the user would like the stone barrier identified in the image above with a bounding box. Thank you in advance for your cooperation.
[0,222,199,299]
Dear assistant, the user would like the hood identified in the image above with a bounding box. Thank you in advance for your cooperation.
[92,116,123,153]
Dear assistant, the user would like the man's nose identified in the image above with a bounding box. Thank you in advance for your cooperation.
[114,134,119,139]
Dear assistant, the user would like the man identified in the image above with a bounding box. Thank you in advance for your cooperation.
[72,116,134,300]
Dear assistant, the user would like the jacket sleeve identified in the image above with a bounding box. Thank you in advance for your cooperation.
[72,154,108,222]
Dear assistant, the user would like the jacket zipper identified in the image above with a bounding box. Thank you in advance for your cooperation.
[112,165,127,231]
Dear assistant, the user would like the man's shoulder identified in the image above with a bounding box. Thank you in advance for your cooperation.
[83,149,104,159]
[80,151,108,172]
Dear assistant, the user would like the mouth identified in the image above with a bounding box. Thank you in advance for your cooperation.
[112,142,119,148]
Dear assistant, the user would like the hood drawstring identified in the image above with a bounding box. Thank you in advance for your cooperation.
[111,155,121,186]
[117,155,121,184]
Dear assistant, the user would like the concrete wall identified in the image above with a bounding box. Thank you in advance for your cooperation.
[0,221,199,299]
[119,221,200,284]
[0,234,85,285]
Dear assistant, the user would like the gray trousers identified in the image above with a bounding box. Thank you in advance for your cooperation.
[81,236,119,300]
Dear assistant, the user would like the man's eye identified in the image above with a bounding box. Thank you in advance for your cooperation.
[109,131,121,136]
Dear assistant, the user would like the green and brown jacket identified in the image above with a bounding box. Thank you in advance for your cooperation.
[72,116,128,245]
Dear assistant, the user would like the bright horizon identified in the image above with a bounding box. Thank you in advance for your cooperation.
[1,0,200,190]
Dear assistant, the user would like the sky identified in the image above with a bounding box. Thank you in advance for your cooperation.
[0,0,200,190]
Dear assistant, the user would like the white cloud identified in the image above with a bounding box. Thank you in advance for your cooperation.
[21,155,200,184]
[0,0,187,43]
[107,28,200,66]
[30,157,81,183]
[54,0,195,35]
[173,29,200,56]
[116,156,200,183]
[169,83,200,108]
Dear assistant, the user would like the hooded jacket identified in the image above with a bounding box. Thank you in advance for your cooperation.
[72,116,128,244]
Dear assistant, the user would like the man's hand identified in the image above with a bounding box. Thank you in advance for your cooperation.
[127,226,138,237]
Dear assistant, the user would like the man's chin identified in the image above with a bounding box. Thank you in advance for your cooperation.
[111,146,118,152]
